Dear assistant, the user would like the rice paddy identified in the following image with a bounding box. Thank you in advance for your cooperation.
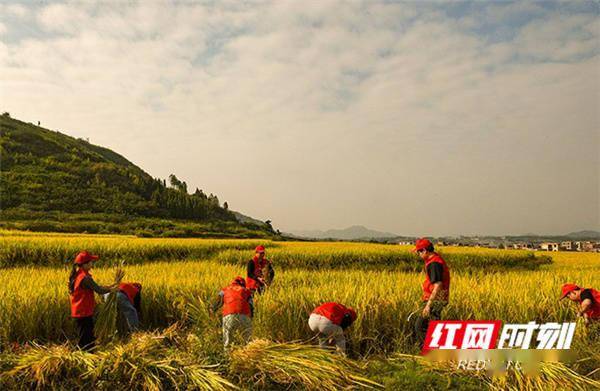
[0,231,598,390]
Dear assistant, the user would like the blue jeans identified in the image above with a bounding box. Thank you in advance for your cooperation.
[116,292,139,332]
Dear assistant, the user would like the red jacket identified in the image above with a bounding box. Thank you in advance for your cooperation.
[422,254,450,302]
[312,302,356,326]
[222,284,252,317]
[119,282,141,305]
[70,269,96,318]
[578,288,600,319]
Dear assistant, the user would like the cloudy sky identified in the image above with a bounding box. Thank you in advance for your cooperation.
[1,1,598,236]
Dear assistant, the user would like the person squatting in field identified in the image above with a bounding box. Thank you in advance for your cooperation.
[413,238,451,341]
[212,276,254,349]
[68,251,119,351]
[308,302,357,353]
[246,245,274,294]
[561,283,600,325]
[104,282,142,334]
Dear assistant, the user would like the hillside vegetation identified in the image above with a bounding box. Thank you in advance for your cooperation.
[0,114,273,237]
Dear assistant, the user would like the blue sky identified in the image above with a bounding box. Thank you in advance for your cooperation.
[0,1,598,235]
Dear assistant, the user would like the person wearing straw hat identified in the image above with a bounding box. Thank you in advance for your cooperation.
[68,251,119,351]
[560,283,600,325]
[412,238,450,340]
[308,302,357,353]
[246,245,274,293]
[212,276,254,349]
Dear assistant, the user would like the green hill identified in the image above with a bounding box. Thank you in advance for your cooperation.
[0,114,274,238]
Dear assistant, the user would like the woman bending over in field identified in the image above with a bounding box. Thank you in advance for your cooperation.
[68,251,119,351]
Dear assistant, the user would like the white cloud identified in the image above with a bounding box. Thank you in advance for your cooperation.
[1,2,598,235]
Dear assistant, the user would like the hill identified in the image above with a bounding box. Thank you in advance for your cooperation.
[288,225,397,240]
[0,114,274,238]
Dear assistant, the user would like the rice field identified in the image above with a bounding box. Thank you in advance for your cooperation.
[0,231,598,390]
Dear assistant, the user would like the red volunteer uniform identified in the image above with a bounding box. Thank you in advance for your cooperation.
[222,284,252,317]
[70,269,96,317]
[312,302,356,326]
[422,254,450,302]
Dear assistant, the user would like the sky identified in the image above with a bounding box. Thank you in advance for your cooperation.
[0,1,598,236]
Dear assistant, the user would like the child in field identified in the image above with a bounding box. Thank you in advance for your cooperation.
[68,251,118,351]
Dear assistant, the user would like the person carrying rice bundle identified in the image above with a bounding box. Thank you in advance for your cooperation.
[68,251,119,351]
[104,282,142,334]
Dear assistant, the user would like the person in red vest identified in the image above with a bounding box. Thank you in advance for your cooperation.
[108,282,142,333]
[561,283,600,325]
[212,276,254,349]
[308,302,357,353]
[412,238,450,339]
[246,245,275,293]
[68,251,118,351]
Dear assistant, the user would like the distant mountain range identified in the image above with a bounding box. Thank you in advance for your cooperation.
[564,230,600,239]
[288,225,398,240]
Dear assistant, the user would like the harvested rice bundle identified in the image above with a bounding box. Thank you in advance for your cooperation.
[229,339,382,390]
[94,331,237,391]
[95,263,125,343]
[0,343,98,389]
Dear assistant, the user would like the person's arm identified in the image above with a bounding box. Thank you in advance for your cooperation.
[248,295,254,317]
[423,263,443,317]
[211,291,224,313]
[578,299,592,317]
[81,276,111,295]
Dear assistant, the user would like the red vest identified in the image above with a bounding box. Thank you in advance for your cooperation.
[70,269,96,318]
[246,256,270,290]
[578,288,600,319]
[119,283,141,304]
[312,302,350,326]
[222,284,252,317]
[422,254,450,302]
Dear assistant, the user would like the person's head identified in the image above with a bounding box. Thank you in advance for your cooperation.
[413,238,434,260]
[255,245,266,260]
[561,283,581,302]
[347,307,357,322]
[69,251,99,293]
[232,276,246,287]
[75,251,98,268]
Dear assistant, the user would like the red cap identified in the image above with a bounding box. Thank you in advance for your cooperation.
[233,276,246,287]
[560,283,579,299]
[255,245,265,253]
[74,251,99,265]
[412,238,432,252]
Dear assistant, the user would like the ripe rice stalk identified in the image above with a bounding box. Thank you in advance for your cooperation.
[94,331,237,391]
[229,339,382,390]
[95,262,125,344]
[0,342,98,389]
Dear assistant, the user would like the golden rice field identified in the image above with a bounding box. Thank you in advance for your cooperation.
[0,231,598,390]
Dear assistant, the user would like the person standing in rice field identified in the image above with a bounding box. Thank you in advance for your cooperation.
[412,238,450,341]
[246,245,274,294]
[212,276,254,349]
[68,251,118,351]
